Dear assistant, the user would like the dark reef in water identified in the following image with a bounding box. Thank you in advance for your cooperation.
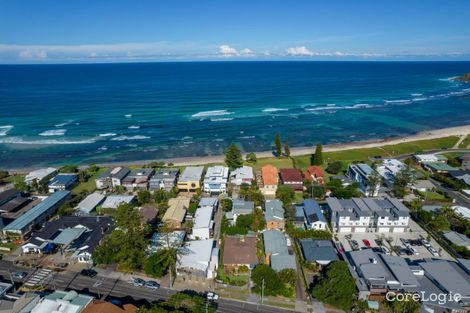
[456,73,470,82]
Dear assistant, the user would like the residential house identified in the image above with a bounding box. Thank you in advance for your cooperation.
[223,235,258,272]
[198,197,218,210]
[190,206,214,240]
[0,292,40,313]
[177,239,218,278]
[28,290,94,313]
[326,196,410,233]
[411,180,435,193]
[48,174,77,193]
[414,154,447,163]
[162,197,189,229]
[422,162,457,173]
[304,166,325,184]
[101,195,135,209]
[346,163,380,196]
[203,166,229,194]
[451,205,470,220]
[302,199,328,230]
[459,154,470,170]
[21,216,114,263]
[376,159,406,187]
[122,168,154,190]
[279,168,303,191]
[299,239,338,266]
[293,205,306,229]
[95,166,130,189]
[448,170,470,186]
[177,166,204,192]
[149,168,179,191]
[76,192,105,215]
[265,200,285,231]
[0,189,32,227]
[82,300,137,313]
[230,166,254,186]
[225,199,254,225]
[147,230,185,254]
[262,230,296,271]
[443,231,470,250]
[24,167,57,185]
[331,175,353,187]
[139,204,158,225]
[259,165,278,196]
[2,191,70,238]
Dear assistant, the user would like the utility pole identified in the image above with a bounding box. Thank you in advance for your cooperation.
[7,269,16,293]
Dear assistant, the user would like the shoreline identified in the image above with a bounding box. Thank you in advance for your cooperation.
[6,124,470,173]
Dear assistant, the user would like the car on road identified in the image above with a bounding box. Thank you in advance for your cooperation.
[145,280,160,289]
[362,239,371,248]
[80,269,97,278]
[428,246,440,257]
[129,278,146,287]
[207,292,219,302]
[12,271,28,279]
[349,240,360,251]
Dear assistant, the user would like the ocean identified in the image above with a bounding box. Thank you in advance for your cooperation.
[1,61,470,168]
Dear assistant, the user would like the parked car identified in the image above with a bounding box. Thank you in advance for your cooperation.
[362,239,371,248]
[401,238,410,246]
[12,271,28,279]
[80,269,97,277]
[421,239,431,248]
[335,242,344,253]
[349,240,360,251]
[407,246,419,256]
[145,281,160,289]
[207,292,219,302]
[374,239,383,246]
[380,246,391,255]
[129,278,146,287]
[428,246,440,257]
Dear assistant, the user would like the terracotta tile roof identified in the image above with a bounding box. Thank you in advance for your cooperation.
[82,300,137,313]
[261,165,279,185]
[223,236,259,265]
[304,166,324,178]
[279,168,303,183]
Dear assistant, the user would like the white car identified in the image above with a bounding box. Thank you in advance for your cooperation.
[420,239,431,248]
[407,245,419,256]
[428,246,440,257]
[207,292,219,301]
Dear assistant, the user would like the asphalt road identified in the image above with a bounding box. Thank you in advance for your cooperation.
[0,260,295,313]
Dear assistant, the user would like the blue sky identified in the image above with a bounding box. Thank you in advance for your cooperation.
[1,0,470,63]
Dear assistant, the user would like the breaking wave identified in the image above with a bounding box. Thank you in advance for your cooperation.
[39,129,67,136]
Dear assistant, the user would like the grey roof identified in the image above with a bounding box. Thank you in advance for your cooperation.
[380,254,419,287]
[180,166,204,181]
[348,249,392,282]
[327,196,409,220]
[265,200,284,222]
[419,260,470,297]
[457,258,470,275]
[271,254,296,271]
[98,166,130,180]
[443,231,470,247]
[263,230,288,255]
[77,193,105,214]
[3,191,70,232]
[52,227,86,245]
[151,168,179,180]
[299,239,338,262]
[127,168,154,178]
[48,174,77,187]
[303,199,326,224]
[199,197,218,208]
[232,199,254,214]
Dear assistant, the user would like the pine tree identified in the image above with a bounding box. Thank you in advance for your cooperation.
[225,143,243,169]
[275,133,282,157]
[284,140,290,157]
[313,144,323,165]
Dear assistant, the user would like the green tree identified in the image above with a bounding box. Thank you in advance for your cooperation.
[0,170,8,180]
[312,261,357,311]
[220,198,233,212]
[225,143,243,170]
[251,264,284,296]
[284,140,290,157]
[366,170,382,196]
[144,248,176,278]
[385,297,420,313]
[275,133,282,157]
[251,207,266,231]
[276,185,295,206]
[137,190,151,205]
[14,180,28,192]
[246,152,257,163]
[59,165,78,173]
[78,170,87,183]
[278,268,296,286]
[239,185,265,206]
[325,161,342,174]
[393,168,414,198]
[430,214,451,232]
[312,144,323,165]
[327,179,361,199]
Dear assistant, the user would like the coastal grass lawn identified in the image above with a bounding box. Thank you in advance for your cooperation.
[458,134,470,148]
[72,167,108,195]
[0,174,25,185]
[249,157,294,170]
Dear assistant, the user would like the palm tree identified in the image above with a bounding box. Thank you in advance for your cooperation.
[157,223,187,288]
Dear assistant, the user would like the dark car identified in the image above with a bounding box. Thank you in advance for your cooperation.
[374,239,383,246]
[12,271,28,279]
[350,240,360,251]
[80,269,98,277]
[145,280,160,289]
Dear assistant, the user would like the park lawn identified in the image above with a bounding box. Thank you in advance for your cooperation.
[1,174,25,185]
[420,191,452,202]
[72,167,108,195]
[293,192,304,203]
[380,136,459,156]
[458,134,470,148]
[250,157,294,170]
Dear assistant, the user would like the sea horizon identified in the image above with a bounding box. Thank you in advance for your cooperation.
[1,61,470,168]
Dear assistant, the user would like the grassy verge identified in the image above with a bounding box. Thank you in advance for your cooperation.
[458,134,470,148]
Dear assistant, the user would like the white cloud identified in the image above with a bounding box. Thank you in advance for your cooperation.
[286,46,314,56]
[18,50,47,60]
[240,48,253,56]
[218,44,239,56]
